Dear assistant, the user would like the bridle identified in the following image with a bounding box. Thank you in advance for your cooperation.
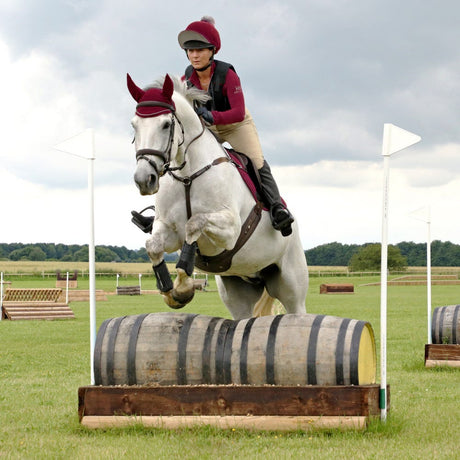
[134,99,232,219]
[134,100,206,177]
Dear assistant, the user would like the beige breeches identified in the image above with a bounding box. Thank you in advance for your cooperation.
[209,109,265,169]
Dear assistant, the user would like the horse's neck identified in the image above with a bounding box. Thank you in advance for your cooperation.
[177,120,226,174]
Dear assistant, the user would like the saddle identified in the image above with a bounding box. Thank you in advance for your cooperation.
[226,149,267,208]
[194,149,265,273]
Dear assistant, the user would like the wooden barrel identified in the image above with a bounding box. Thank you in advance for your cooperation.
[432,305,460,344]
[93,312,376,386]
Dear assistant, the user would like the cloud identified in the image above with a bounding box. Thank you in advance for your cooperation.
[0,1,460,250]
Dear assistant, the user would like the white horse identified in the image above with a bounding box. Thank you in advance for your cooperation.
[128,73,308,320]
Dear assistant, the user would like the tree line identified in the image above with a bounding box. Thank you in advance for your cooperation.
[0,243,151,263]
[1,240,460,267]
[305,240,460,267]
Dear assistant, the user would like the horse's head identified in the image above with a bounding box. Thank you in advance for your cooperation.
[128,73,180,195]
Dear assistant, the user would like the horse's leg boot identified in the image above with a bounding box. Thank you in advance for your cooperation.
[176,241,198,276]
[258,161,294,236]
[153,260,173,292]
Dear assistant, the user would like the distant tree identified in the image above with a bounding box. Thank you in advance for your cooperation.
[348,243,407,272]
[305,242,360,266]
[73,246,89,261]
[95,246,118,262]
[397,241,426,266]
[28,247,46,261]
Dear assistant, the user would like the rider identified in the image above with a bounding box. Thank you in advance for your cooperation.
[132,16,294,237]
[178,16,294,237]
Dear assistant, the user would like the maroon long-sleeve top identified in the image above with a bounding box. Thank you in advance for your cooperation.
[183,61,246,126]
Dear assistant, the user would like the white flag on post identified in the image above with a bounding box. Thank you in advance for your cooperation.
[382,123,421,156]
[409,205,431,224]
[54,128,95,159]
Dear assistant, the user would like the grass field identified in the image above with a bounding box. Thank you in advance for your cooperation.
[0,264,459,459]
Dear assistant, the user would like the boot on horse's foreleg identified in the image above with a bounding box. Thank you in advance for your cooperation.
[165,241,198,307]
[152,259,189,309]
[176,241,198,276]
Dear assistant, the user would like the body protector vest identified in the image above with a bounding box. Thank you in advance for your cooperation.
[185,60,236,112]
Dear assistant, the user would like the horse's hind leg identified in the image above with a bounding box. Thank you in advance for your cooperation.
[215,276,265,320]
[263,238,309,315]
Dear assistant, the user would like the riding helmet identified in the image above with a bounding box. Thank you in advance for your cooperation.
[178,16,221,53]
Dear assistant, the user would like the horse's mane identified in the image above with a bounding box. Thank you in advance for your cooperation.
[146,75,211,108]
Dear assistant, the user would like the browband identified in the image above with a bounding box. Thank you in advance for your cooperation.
[136,101,175,112]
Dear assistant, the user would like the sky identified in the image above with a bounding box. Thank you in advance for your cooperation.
[0,0,459,251]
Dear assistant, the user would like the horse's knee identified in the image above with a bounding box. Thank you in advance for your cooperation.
[145,237,164,265]
[185,215,207,242]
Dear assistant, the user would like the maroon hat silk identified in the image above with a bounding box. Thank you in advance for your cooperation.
[127,74,176,118]
[178,20,221,53]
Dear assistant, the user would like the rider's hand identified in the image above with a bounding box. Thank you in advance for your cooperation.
[195,106,214,125]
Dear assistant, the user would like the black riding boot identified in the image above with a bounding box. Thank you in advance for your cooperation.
[258,161,294,236]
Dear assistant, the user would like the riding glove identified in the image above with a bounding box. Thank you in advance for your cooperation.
[195,106,214,125]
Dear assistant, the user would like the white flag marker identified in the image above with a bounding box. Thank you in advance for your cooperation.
[380,124,421,422]
[382,123,421,156]
[54,129,97,385]
[409,206,432,344]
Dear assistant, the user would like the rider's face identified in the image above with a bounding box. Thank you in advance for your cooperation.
[187,48,213,70]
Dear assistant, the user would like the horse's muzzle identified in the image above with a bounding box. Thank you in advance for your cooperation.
[134,167,159,195]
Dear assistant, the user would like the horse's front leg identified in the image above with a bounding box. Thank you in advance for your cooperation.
[145,222,191,309]
[175,209,240,274]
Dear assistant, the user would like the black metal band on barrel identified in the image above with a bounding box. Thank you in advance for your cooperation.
[240,317,257,384]
[266,315,284,384]
[106,316,126,385]
[215,320,234,384]
[350,321,366,385]
[438,307,446,343]
[93,318,111,385]
[431,308,438,343]
[222,320,238,384]
[453,305,460,344]
[335,318,352,385]
[202,317,220,383]
[127,314,149,385]
[176,314,198,384]
[307,315,325,385]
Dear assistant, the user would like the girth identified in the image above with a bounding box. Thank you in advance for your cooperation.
[170,154,264,274]
[195,201,263,273]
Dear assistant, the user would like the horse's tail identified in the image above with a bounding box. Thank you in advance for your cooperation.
[252,289,276,317]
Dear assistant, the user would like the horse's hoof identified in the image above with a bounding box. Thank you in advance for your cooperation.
[171,289,195,307]
[162,290,194,309]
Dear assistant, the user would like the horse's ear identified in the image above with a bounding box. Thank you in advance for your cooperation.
[162,74,174,100]
[127,73,145,102]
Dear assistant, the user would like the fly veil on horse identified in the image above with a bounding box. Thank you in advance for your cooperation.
[128,74,308,320]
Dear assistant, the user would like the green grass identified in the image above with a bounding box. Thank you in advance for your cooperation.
[0,272,459,459]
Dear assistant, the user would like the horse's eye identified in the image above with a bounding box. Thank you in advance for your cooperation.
[163,121,171,130]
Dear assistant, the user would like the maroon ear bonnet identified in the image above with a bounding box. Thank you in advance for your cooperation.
[127,74,176,118]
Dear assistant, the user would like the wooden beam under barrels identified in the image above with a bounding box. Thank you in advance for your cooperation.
[78,384,386,430]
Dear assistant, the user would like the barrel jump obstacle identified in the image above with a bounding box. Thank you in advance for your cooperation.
[425,305,460,368]
[78,312,383,430]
